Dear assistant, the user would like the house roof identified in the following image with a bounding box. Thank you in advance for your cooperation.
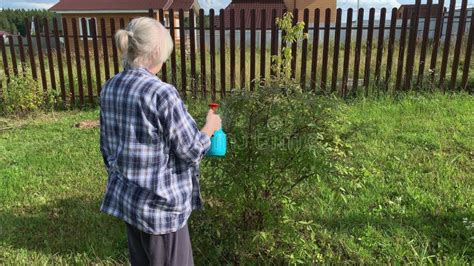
[216,0,287,29]
[49,0,196,12]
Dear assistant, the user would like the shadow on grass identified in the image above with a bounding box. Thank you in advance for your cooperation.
[0,196,128,261]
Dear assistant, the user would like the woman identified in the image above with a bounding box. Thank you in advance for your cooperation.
[99,17,221,265]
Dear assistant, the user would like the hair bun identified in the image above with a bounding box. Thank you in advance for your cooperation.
[127,31,134,38]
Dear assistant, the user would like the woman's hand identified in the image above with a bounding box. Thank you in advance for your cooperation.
[201,109,222,137]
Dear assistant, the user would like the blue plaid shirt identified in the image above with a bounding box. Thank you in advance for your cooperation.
[99,67,210,234]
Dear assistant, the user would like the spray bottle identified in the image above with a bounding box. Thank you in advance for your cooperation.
[206,103,226,157]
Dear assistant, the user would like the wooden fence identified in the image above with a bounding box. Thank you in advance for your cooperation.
[0,2,473,106]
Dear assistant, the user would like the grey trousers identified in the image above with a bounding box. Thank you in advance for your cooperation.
[125,223,194,266]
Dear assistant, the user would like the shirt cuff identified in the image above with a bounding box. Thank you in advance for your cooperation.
[198,131,211,157]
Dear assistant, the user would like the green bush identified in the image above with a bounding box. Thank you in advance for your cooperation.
[0,72,57,116]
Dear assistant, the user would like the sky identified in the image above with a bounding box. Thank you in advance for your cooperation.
[1,0,473,10]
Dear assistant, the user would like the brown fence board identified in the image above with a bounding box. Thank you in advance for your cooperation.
[209,9,217,99]
[250,9,256,91]
[100,18,111,81]
[179,9,187,97]
[158,10,167,81]
[8,36,18,76]
[260,9,267,83]
[169,9,177,85]
[43,18,56,91]
[53,18,66,101]
[91,18,102,95]
[374,8,386,83]
[310,9,320,92]
[81,18,94,104]
[220,9,226,98]
[24,18,37,80]
[189,10,197,97]
[34,18,48,92]
[0,37,8,82]
[429,0,445,80]
[62,18,75,103]
[110,18,119,75]
[450,0,468,90]
[385,8,398,90]
[291,9,298,79]
[417,0,432,85]
[300,8,309,90]
[439,0,456,89]
[321,9,331,91]
[72,18,83,105]
[395,11,409,92]
[341,8,353,96]
[199,9,207,97]
[17,36,26,74]
[352,8,364,96]
[461,9,474,91]
[331,8,342,93]
[404,0,421,90]
[364,8,375,93]
[240,9,246,89]
[270,9,278,77]
[230,9,236,88]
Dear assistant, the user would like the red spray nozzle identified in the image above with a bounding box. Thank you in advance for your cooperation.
[208,103,219,112]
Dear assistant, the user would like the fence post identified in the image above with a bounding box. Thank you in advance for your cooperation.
[72,18,84,105]
[270,9,278,78]
[240,9,246,89]
[199,9,206,97]
[417,0,433,86]
[90,18,101,97]
[429,0,445,81]
[7,35,18,76]
[110,18,119,75]
[250,9,256,91]
[291,9,298,79]
[260,9,267,84]
[404,0,421,90]
[17,36,26,75]
[62,18,75,104]
[43,18,56,92]
[158,10,167,81]
[450,0,468,91]
[169,9,177,85]
[0,37,9,82]
[100,18,110,81]
[189,10,197,97]
[300,9,309,90]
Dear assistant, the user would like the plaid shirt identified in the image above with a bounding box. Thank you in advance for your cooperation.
[99,67,210,234]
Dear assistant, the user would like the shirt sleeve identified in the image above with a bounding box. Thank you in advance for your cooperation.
[99,109,110,169]
[161,87,211,164]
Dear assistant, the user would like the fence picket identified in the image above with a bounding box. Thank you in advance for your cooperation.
[0,37,9,82]
[179,9,187,97]
[461,9,474,91]
[100,18,110,81]
[352,8,364,96]
[220,9,226,98]
[395,11,409,92]
[321,9,331,91]
[439,0,456,89]
[62,18,75,103]
[331,8,342,93]
[17,36,26,75]
[240,9,246,89]
[158,10,167,81]
[450,0,468,90]
[341,8,353,96]
[110,18,119,75]
[209,9,217,99]
[189,10,197,97]
[43,18,56,91]
[81,18,94,104]
[417,0,432,85]
[53,18,66,101]
[374,8,386,83]
[364,8,375,94]
[250,9,256,91]
[404,0,421,90]
[270,9,278,77]
[24,18,37,80]
[8,35,18,76]
[300,8,309,90]
[310,9,320,92]
[169,9,177,85]
[230,9,236,88]
[72,18,84,105]
[199,9,206,97]
[34,18,48,92]
[385,8,398,90]
[429,0,445,81]
[291,9,298,79]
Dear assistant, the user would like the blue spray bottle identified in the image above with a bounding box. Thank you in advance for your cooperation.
[206,103,227,157]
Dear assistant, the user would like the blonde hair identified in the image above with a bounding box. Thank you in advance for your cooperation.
[115,17,173,69]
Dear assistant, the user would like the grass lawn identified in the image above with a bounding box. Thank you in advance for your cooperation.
[0,93,473,264]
